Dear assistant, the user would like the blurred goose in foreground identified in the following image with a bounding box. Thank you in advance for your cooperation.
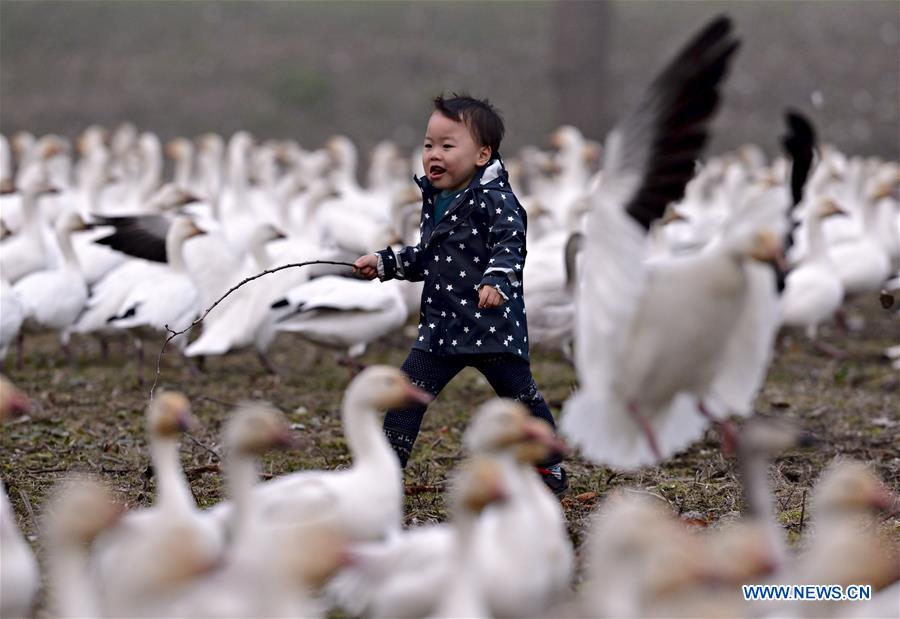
[327,398,567,618]
[211,366,431,543]
[562,16,753,469]
[44,478,123,619]
[0,377,38,619]
[428,457,508,619]
[93,392,225,616]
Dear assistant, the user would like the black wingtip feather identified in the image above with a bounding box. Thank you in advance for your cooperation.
[623,15,740,230]
[775,108,818,293]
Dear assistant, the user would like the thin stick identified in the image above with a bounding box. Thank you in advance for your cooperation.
[16,487,38,535]
[149,259,355,401]
[185,432,222,462]
[798,489,807,534]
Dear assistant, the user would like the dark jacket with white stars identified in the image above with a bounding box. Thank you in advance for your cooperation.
[376,158,531,361]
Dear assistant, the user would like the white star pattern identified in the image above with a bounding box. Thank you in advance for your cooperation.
[435,284,440,290]
[434,255,439,262]
[489,258,495,263]
[425,213,430,219]
[499,181,505,187]
[460,299,467,306]
[439,339,444,345]
[403,261,409,267]
[459,270,466,277]
[464,326,470,333]
[480,201,486,208]
[495,208,502,214]
[450,215,457,222]
[507,216,513,222]
[489,326,496,333]
[446,256,452,262]
[441,311,446,317]
[483,189,489,194]
[446,284,453,291]
[514,263,521,270]
[426,297,432,303]
[468,199,474,205]
[452,312,457,318]
[500,194,506,200]
[458,243,465,250]
[452,339,457,345]
[429,323,436,328]
[424,269,429,275]
[472,229,478,236]
[474,312,481,318]
[473,257,480,263]
[476,340,482,347]
[418,335,424,341]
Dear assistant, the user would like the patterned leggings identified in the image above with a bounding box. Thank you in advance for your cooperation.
[383,349,562,468]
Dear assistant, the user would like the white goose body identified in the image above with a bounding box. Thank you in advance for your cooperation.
[0,279,25,359]
[13,211,91,341]
[0,480,39,619]
[272,276,407,357]
[93,393,224,616]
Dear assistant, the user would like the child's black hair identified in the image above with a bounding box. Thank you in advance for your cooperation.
[433,93,505,158]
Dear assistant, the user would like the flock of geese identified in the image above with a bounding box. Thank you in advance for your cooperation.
[1,366,898,618]
[1,14,898,619]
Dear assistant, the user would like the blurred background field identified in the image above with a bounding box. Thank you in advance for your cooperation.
[2,0,898,159]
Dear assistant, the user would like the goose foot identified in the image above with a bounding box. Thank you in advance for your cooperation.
[627,401,662,461]
[696,400,737,457]
[99,336,110,361]
[184,354,204,377]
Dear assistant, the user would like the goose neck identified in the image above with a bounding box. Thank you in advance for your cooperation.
[805,209,828,261]
[50,543,101,618]
[150,436,195,515]
[340,395,397,471]
[737,448,787,566]
[226,451,260,541]
[55,223,82,273]
[165,228,191,274]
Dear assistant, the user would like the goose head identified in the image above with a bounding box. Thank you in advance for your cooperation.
[55,211,93,236]
[225,403,297,455]
[165,137,193,162]
[452,456,508,515]
[464,399,566,458]
[147,391,198,439]
[148,183,202,212]
[76,125,109,156]
[110,122,137,156]
[736,417,818,459]
[343,365,432,412]
[813,461,894,519]
[248,223,288,248]
[0,375,31,421]
[168,216,207,245]
[745,229,787,272]
[44,477,122,547]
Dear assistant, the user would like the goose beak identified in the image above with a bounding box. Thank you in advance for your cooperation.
[273,429,301,450]
[176,412,201,434]
[404,384,433,406]
[524,419,570,456]
[880,290,895,309]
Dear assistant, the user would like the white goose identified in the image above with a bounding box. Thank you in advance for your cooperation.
[214,366,431,543]
[468,400,574,617]
[13,211,93,361]
[44,478,123,619]
[271,276,408,360]
[0,277,24,362]
[326,398,567,619]
[780,198,846,355]
[0,161,57,283]
[93,392,225,616]
[105,216,206,351]
[0,377,39,619]
[562,17,755,469]
[428,457,508,619]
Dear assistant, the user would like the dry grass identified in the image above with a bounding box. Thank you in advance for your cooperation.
[2,297,898,564]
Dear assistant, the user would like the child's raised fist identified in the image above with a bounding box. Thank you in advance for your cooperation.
[478,285,505,309]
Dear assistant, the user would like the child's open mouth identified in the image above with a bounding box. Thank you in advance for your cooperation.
[429,165,446,180]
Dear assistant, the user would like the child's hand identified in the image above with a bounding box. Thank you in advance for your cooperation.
[478,285,505,308]
[353,254,379,280]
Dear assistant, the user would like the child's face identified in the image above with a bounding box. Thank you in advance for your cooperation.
[423,112,492,192]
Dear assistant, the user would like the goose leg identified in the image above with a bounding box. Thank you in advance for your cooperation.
[256,351,279,375]
[337,354,367,377]
[810,337,844,359]
[135,338,145,387]
[16,331,25,370]
[627,401,662,461]
[697,400,737,457]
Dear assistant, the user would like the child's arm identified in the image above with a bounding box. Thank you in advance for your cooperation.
[479,192,526,303]
[354,240,427,283]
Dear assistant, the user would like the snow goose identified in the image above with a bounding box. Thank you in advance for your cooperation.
[0,377,39,619]
[12,210,93,363]
[0,276,24,363]
[104,216,206,355]
[428,457,508,619]
[93,392,225,616]
[578,491,711,618]
[781,197,846,355]
[326,398,566,619]
[561,16,747,469]
[43,477,123,619]
[151,403,307,618]
[183,222,290,370]
[233,366,431,543]
[166,137,196,191]
[467,399,574,618]
[0,161,58,283]
[271,276,408,362]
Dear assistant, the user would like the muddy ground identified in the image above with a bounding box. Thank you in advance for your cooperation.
[2,295,898,573]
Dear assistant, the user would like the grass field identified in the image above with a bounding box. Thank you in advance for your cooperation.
[3,293,898,567]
